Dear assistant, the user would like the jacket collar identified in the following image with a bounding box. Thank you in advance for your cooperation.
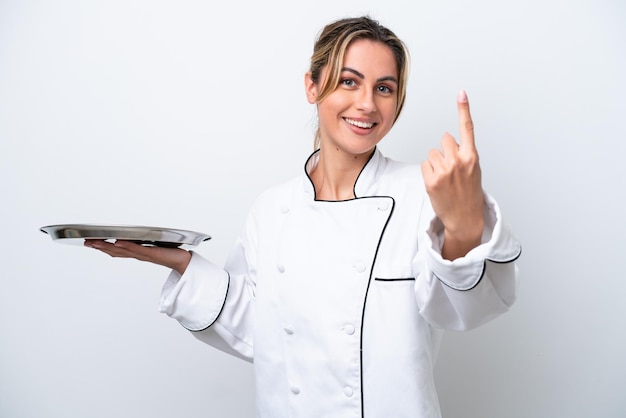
[303,147,385,200]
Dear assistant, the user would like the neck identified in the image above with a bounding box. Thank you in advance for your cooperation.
[310,147,374,201]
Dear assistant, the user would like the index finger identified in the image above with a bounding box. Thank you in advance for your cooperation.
[457,89,475,150]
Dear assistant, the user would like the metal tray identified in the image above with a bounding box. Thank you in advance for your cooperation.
[40,224,211,248]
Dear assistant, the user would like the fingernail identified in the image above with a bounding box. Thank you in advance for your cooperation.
[458,89,468,103]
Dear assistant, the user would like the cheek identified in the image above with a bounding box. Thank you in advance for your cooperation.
[380,100,398,122]
[318,96,349,120]
[327,94,352,111]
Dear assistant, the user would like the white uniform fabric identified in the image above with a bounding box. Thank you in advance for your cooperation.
[159,148,521,417]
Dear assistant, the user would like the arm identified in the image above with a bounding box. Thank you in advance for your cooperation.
[84,211,259,361]
[420,90,484,261]
[160,248,254,361]
[158,209,260,361]
[416,91,521,330]
[415,192,521,331]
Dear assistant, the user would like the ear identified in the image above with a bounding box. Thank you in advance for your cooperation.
[304,72,318,104]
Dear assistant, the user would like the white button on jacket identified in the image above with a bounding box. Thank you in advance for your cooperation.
[159,148,521,417]
[342,324,355,335]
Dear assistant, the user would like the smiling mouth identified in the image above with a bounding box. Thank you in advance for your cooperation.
[344,118,376,129]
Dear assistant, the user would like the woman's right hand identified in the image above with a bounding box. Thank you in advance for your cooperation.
[84,240,192,275]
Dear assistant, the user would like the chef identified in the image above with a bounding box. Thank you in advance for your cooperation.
[86,16,521,418]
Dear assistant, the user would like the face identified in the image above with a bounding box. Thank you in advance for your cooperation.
[306,39,399,157]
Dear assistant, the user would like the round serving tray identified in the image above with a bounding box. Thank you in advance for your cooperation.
[40,224,211,248]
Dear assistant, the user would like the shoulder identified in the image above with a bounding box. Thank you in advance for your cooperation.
[378,154,426,192]
[382,156,422,178]
[249,175,301,213]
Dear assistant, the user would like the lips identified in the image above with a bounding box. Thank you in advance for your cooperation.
[344,117,376,129]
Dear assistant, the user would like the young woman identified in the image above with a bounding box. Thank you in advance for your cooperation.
[86,16,521,417]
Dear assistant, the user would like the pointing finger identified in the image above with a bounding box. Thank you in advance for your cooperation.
[457,90,475,150]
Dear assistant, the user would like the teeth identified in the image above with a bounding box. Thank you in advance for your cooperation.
[345,118,374,129]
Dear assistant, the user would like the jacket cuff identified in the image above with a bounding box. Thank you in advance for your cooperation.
[425,193,522,291]
[159,251,229,331]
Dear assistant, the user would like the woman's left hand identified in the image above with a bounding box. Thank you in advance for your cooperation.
[420,90,485,260]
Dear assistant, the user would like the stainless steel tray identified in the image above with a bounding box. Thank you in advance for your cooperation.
[40,224,211,248]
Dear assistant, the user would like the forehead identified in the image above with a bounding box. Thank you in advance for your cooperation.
[342,39,398,77]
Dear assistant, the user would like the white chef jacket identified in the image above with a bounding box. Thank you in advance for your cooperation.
[159,148,521,418]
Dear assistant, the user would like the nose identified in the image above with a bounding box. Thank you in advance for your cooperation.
[356,88,376,113]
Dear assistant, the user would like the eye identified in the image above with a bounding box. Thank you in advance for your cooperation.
[340,78,357,88]
[377,85,393,94]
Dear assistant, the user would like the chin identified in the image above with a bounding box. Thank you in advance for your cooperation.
[346,138,382,156]
[338,145,378,158]
[320,130,384,157]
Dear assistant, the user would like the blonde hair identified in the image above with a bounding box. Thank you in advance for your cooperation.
[309,16,410,150]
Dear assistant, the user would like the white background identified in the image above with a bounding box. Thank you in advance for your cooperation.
[1,0,624,417]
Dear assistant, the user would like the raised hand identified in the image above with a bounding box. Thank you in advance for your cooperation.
[84,240,192,275]
[420,90,485,260]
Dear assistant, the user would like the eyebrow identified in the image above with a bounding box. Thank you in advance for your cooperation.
[341,67,399,84]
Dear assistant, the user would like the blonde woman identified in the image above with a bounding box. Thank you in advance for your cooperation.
[86,16,521,417]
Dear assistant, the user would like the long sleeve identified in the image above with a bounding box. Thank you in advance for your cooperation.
[159,253,229,331]
[415,192,521,331]
[158,207,260,362]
